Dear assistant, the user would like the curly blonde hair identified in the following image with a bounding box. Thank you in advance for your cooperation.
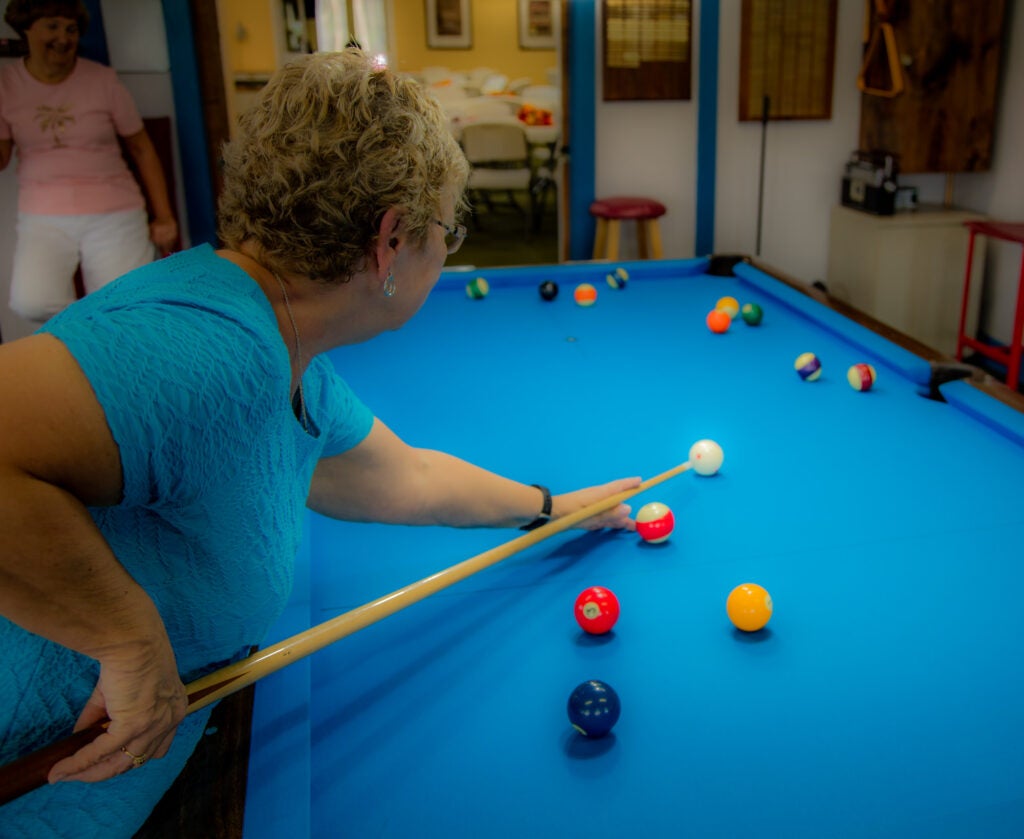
[218,50,469,283]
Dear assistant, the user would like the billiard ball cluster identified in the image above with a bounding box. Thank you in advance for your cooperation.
[794,353,878,391]
[706,295,763,334]
[565,440,732,740]
[702,289,878,393]
[540,266,632,308]
[568,586,622,738]
[467,266,635,309]
[568,584,623,738]
[567,578,774,737]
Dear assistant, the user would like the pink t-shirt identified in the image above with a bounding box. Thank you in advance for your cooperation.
[0,56,145,214]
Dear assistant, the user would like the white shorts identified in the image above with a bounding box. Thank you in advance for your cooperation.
[9,208,155,323]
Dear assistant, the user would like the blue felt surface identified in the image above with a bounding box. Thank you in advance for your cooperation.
[246,263,1024,838]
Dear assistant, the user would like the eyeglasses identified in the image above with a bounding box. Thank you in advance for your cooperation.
[435,219,468,255]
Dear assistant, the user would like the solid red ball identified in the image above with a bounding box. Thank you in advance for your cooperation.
[574,586,620,634]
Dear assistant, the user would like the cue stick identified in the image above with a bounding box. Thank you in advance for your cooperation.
[755,94,770,257]
[0,458,697,805]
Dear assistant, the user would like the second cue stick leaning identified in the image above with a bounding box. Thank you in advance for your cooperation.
[0,441,723,805]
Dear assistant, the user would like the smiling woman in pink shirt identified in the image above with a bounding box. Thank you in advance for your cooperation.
[0,0,178,323]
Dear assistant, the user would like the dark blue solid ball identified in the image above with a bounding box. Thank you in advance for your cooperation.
[567,679,621,738]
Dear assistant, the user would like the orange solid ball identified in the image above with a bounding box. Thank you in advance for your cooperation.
[726,583,773,632]
[706,309,731,334]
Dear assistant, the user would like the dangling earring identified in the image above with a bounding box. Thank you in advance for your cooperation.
[383,270,396,297]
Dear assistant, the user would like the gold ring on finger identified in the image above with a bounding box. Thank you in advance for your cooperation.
[120,746,148,767]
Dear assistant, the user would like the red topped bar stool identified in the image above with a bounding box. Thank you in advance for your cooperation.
[956,220,1024,390]
[590,196,666,260]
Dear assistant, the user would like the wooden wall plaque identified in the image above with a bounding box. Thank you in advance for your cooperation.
[602,0,692,101]
[858,0,1006,173]
[739,0,837,121]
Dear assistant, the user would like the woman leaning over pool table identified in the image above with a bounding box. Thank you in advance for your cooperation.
[0,49,639,838]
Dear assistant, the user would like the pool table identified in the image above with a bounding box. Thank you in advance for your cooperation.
[242,257,1024,838]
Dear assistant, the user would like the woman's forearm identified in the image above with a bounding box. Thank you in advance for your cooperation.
[0,469,168,662]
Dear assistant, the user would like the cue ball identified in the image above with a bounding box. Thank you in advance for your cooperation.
[567,680,621,738]
[689,439,724,476]
[635,502,674,543]
[539,280,559,301]
[795,352,822,381]
[727,583,773,632]
[466,277,489,299]
[716,296,740,319]
[574,586,620,634]
[847,363,877,391]
[574,283,598,307]
[706,309,731,333]
[740,302,763,325]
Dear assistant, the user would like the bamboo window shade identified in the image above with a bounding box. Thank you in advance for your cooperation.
[739,0,838,120]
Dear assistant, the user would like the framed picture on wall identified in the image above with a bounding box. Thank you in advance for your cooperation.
[426,0,472,49]
[519,0,558,49]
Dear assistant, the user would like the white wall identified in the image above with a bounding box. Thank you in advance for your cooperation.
[593,3,700,260]
[593,0,1024,348]
[714,0,862,283]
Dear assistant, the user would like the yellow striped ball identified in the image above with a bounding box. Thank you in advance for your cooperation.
[606,267,630,289]
[794,352,822,381]
[716,296,740,319]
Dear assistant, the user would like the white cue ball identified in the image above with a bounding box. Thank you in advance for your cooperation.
[689,439,724,476]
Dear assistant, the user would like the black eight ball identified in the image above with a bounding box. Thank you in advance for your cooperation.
[539,280,559,301]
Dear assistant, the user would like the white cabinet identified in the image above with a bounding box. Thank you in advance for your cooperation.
[826,204,986,357]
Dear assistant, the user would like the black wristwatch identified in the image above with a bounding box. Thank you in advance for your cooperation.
[519,484,553,531]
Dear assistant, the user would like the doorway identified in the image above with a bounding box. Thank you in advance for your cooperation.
[198,0,566,267]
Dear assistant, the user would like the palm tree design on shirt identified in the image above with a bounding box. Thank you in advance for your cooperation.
[35,104,74,148]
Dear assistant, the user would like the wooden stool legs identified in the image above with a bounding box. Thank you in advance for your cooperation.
[592,218,662,260]
[640,219,664,259]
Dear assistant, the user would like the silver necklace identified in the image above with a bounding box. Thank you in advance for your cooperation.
[274,272,309,431]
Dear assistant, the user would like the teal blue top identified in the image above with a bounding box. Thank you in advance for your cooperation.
[0,245,374,837]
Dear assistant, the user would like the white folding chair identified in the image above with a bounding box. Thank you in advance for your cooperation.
[460,121,536,231]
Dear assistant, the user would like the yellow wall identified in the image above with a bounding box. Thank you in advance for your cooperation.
[391,0,557,84]
[218,0,277,75]
[216,0,558,85]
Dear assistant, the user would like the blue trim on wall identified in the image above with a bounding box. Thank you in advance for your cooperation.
[567,1,597,261]
[695,0,719,256]
[78,0,109,65]
[161,0,218,247]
